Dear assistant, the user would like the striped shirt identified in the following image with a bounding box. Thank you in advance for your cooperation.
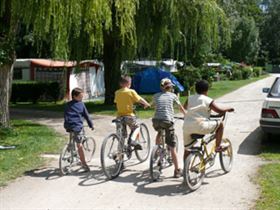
[153,92,181,122]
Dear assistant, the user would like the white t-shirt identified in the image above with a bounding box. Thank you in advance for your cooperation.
[184,94,213,127]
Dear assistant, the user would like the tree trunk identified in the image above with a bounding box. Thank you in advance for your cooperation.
[103,34,122,105]
[0,64,13,128]
[103,1,122,105]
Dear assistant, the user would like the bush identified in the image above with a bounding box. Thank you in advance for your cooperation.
[253,67,263,77]
[241,67,253,79]
[11,81,62,104]
[231,69,243,80]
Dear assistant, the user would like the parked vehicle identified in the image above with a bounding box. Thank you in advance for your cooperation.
[260,77,280,134]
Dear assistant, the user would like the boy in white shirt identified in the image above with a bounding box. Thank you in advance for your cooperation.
[183,80,234,158]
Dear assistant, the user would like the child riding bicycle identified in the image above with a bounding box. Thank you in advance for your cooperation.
[183,80,234,159]
[64,87,94,172]
[152,78,186,178]
[114,75,150,150]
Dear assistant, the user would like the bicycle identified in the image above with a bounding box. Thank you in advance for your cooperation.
[149,127,179,181]
[178,113,233,191]
[59,127,96,175]
[100,117,151,180]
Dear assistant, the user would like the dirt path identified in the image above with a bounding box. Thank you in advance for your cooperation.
[1,75,277,210]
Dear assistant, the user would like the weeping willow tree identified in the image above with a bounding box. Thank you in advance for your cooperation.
[136,0,230,65]
[0,0,138,127]
[1,0,231,127]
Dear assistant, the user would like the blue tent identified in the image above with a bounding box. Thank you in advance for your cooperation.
[132,67,184,93]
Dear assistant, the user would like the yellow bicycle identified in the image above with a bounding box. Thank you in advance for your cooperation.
[176,113,233,191]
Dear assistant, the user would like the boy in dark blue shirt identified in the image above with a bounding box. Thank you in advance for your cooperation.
[64,88,93,172]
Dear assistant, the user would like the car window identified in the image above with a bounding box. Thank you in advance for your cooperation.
[269,78,280,98]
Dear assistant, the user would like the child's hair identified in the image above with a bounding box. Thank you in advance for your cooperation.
[119,75,131,85]
[195,80,209,94]
[71,87,83,99]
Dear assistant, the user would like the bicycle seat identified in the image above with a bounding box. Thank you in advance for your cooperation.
[191,134,205,140]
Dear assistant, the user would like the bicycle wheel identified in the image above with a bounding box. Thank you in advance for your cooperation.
[149,145,162,181]
[135,123,151,162]
[83,137,96,162]
[101,133,124,180]
[183,152,205,191]
[219,138,233,173]
[59,143,74,175]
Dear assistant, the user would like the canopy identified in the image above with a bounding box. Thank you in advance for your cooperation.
[132,67,184,93]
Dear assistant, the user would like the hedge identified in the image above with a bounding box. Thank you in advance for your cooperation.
[11,81,62,104]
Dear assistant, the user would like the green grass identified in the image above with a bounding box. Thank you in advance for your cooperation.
[208,75,268,99]
[256,164,280,210]
[10,75,267,118]
[0,120,65,186]
[255,134,280,210]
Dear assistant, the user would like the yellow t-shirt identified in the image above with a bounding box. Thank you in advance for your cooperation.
[114,87,142,116]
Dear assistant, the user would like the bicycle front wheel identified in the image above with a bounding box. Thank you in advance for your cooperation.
[59,143,74,175]
[135,123,151,162]
[219,138,233,173]
[83,137,96,162]
[100,133,123,180]
[149,145,162,181]
[183,152,205,191]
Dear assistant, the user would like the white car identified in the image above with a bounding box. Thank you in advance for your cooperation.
[260,77,280,134]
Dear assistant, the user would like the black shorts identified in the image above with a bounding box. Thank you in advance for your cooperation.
[152,118,176,148]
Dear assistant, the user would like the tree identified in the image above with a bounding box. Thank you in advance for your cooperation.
[260,0,280,63]
[226,17,260,63]
[1,0,230,128]
[136,0,230,66]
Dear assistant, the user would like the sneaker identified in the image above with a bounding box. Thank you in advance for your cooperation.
[173,168,183,178]
[81,164,90,173]
[129,140,143,150]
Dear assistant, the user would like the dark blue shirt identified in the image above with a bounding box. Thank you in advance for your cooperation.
[64,100,93,132]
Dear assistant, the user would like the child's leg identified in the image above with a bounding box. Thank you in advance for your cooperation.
[169,146,179,171]
[77,143,87,166]
[215,123,224,150]
[155,132,161,145]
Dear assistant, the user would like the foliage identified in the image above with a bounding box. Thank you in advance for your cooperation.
[253,66,263,77]
[0,120,64,186]
[260,0,280,64]
[227,17,260,63]
[11,81,62,104]
[136,0,230,65]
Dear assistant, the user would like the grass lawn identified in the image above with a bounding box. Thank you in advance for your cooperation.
[0,120,64,186]
[255,134,280,210]
[10,75,267,118]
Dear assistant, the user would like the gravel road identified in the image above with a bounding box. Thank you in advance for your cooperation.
[0,75,277,210]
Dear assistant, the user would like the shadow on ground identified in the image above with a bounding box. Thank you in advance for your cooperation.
[238,127,262,156]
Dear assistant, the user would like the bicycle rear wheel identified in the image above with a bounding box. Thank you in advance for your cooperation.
[135,123,151,162]
[59,143,75,175]
[219,138,233,173]
[83,137,96,162]
[149,145,162,181]
[101,133,123,180]
[183,152,205,191]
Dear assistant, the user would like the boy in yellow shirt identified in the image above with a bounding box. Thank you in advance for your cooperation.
[114,75,150,149]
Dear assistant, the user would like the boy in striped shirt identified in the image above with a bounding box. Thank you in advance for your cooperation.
[152,78,186,178]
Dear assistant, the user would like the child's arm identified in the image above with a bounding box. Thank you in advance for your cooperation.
[178,104,186,115]
[83,104,94,129]
[139,98,151,109]
[210,101,234,114]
